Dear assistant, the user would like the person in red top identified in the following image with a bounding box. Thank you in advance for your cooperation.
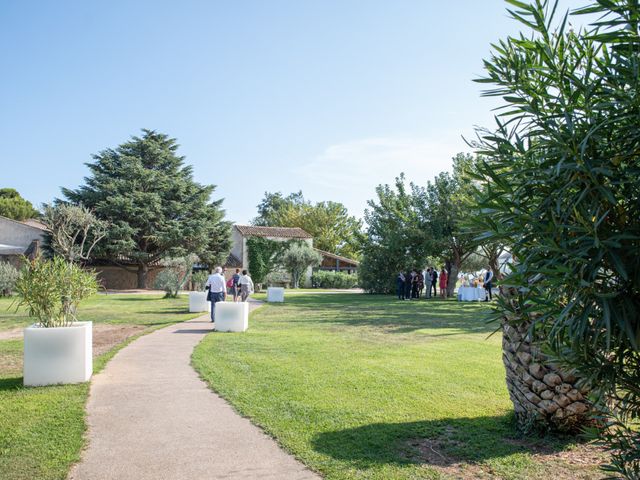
[439,267,448,299]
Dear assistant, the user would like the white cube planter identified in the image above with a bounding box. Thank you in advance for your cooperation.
[214,302,249,332]
[189,291,211,313]
[23,321,92,387]
[267,287,285,303]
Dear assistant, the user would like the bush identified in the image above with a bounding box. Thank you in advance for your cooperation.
[264,270,290,287]
[153,256,196,298]
[0,262,19,296]
[191,270,209,291]
[13,257,98,327]
[311,271,358,289]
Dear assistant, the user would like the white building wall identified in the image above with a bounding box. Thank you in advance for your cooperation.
[0,217,45,250]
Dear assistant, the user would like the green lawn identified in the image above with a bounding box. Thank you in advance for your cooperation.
[0,294,200,480]
[0,293,201,332]
[193,294,604,480]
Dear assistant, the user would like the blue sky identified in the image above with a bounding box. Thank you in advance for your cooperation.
[1,1,586,223]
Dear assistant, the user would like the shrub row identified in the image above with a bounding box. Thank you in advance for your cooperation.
[311,270,358,289]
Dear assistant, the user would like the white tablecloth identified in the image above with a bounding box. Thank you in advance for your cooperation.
[457,286,486,302]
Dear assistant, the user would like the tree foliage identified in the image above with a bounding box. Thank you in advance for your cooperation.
[62,130,231,288]
[153,255,196,298]
[470,1,640,476]
[281,242,322,289]
[360,155,480,294]
[246,237,288,284]
[0,188,39,221]
[359,175,429,293]
[42,203,107,264]
[253,191,363,259]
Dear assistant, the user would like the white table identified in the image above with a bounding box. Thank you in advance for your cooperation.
[457,286,487,302]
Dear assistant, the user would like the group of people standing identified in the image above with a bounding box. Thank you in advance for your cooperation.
[395,267,449,300]
[205,267,254,322]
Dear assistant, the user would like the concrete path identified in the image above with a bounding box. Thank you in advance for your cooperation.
[69,301,320,480]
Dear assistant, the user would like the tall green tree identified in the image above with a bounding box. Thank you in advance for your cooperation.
[63,129,231,288]
[359,175,430,293]
[0,188,39,221]
[253,191,363,259]
[415,153,476,295]
[471,1,640,475]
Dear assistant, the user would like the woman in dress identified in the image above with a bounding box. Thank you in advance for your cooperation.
[439,267,448,299]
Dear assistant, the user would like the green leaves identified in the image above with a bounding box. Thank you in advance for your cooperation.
[62,130,230,287]
[473,0,640,474]
[14,257,98,327]
[0,188,39,221]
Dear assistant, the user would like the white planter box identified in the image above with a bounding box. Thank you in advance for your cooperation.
[189,291,211,312]
[214,302,249,332]
[23,321,92,387]
[267,287,285,303]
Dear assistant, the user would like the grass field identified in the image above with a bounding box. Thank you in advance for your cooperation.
[0,293,200,480]
[193,294,605,480]
[0,293,201,332]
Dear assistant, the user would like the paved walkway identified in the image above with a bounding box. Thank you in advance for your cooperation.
[69,301,320,480]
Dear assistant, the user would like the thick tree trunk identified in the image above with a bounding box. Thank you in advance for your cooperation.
[445,258,460,296]
[136,263,148,289]
[501,286,593,432]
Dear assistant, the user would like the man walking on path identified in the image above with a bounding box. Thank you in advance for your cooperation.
[205,267,226,322]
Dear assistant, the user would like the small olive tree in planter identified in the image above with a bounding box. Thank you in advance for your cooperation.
[15,256,98,386]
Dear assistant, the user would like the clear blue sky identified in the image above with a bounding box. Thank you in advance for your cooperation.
[0,1,586,223]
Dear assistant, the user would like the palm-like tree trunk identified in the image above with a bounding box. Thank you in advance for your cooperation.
[501,287,593,432]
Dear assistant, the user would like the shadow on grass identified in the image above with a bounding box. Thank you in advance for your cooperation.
[311,414,584,469]
[271,294,497,336]
[0,376,23,391]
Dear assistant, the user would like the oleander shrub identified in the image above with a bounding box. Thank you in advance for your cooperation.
[13,256,98,327]
[311,271,358,289]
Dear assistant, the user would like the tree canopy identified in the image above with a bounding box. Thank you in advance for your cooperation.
[0,188,39,221]
[359,154,481,294]
[253,191,363,260]
[62,129,231,287]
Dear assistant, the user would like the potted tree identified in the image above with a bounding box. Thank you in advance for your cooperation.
[15,256,98,386]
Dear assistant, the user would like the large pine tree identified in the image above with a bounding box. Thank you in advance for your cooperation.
[63,129,230,288]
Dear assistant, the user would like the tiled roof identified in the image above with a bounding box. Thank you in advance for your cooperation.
[235,225,312,239]
[314,248,360,266]
[0,215,48,231]
[21,219,48,231]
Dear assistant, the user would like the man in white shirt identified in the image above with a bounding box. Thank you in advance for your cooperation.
[205,266,226,322]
